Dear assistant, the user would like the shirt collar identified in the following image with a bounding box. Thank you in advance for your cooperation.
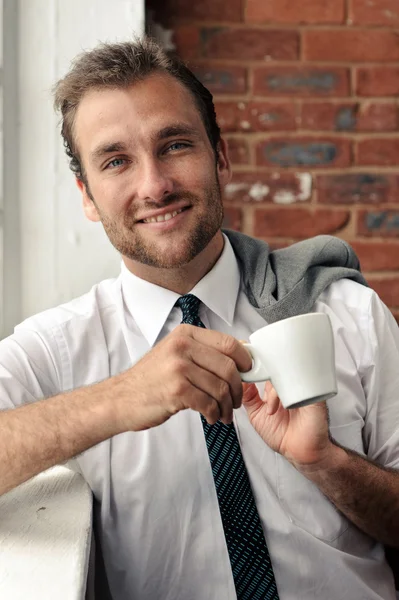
[121,234,241,347]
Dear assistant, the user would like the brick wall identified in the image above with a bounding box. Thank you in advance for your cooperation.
[147,0,399,318]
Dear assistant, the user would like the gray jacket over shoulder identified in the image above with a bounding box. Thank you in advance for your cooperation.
[223,230,368,323]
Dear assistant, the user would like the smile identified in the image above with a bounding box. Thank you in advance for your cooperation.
[142,208,185,223]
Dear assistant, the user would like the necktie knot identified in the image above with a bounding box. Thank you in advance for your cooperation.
[175,294,204,327]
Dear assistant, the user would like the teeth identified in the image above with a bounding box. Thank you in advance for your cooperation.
[143,209,183,223]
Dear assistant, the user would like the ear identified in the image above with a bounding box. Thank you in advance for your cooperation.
[216,137,232,188]
[76,178,101,223]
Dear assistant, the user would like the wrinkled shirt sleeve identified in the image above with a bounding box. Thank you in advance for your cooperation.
[0,327,62,410]
[361,293,399,469]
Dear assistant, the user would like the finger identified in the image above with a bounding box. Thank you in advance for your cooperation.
[242,383,261,408]
[183,385,222,425]
[184,337,244,410]
[186,363,234,424]
[178,325,252,373]
[264,381,281,415]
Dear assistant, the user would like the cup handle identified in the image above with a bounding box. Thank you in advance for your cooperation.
[239,343,271,383]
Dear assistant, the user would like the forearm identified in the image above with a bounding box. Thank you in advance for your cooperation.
[297,443,399,547]
[0,375,127,496]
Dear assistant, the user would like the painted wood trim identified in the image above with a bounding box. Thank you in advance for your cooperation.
[0,466,93,600]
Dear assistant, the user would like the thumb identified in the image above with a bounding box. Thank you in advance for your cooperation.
[242,383,263,411]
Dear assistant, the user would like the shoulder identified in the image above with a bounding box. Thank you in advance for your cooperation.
[316,277,396,331]
[315,278,387,338]
[15,277,119,337]
[0,277,123,401]
[317,278,375,315]
[315,278,399,364]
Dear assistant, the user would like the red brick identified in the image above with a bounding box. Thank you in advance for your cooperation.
[350,241,399,271]
[193,64,247,94]
[253,207,350,238]
[368,278,399,308]
[226,137,250,165]
[357,139,399,167]
[303,30,399,62]
[223,207,242,231]
[172,26,201,61]
[246,0,345,24]
[301,102,399,132]
[317,173,399,204]
[256,137,352,169]
[200,28,299,61]
[224,172,313,203]
[350,0,399,26]
[357,103,399,132]
[356,67,399,97]
[148,0,243,23]
[253,67,350,97]
[215,101,297,133]
[357,210,399,237]
[301,103,357,131]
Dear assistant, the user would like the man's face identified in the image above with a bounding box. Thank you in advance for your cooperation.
[74,73,231,270]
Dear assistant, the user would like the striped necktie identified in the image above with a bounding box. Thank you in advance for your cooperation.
[176,294,279,600]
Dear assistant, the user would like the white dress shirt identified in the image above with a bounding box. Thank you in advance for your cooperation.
[0,236,398,600]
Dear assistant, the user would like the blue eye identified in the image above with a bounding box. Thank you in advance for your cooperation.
[168,142,188,152]
[107,158,125,169]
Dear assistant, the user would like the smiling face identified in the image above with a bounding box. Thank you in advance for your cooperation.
[74,73,231,278]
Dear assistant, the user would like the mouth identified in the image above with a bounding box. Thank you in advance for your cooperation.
[139,206,189,224]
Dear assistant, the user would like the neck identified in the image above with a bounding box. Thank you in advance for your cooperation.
[122,232,224,294]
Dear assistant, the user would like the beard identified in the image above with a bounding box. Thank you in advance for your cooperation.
[87,177,224,269]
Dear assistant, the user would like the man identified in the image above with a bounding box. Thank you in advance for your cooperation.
[0,37,398,600]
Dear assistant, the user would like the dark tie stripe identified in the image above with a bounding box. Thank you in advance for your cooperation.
[176,295,279,600]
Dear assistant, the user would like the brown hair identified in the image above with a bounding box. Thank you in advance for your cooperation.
[53,36,221,181]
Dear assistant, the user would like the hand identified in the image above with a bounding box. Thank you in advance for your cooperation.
[115,325,252,432]
[242,381,334,470]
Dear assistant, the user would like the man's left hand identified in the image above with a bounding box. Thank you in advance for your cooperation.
[242,382,334,470]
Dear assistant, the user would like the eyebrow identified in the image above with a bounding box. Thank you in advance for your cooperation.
[90,123,201,164]
[90,142,127,164]
[155,124,201,141]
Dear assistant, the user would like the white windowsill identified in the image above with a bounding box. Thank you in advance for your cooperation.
[0,466,93,600]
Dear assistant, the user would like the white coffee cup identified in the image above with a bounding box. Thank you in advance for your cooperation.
[239,312,337,409]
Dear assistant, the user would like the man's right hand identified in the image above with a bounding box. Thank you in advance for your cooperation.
[114,324,253,432]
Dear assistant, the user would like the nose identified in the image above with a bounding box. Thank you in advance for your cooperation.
[135,157,174,202]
